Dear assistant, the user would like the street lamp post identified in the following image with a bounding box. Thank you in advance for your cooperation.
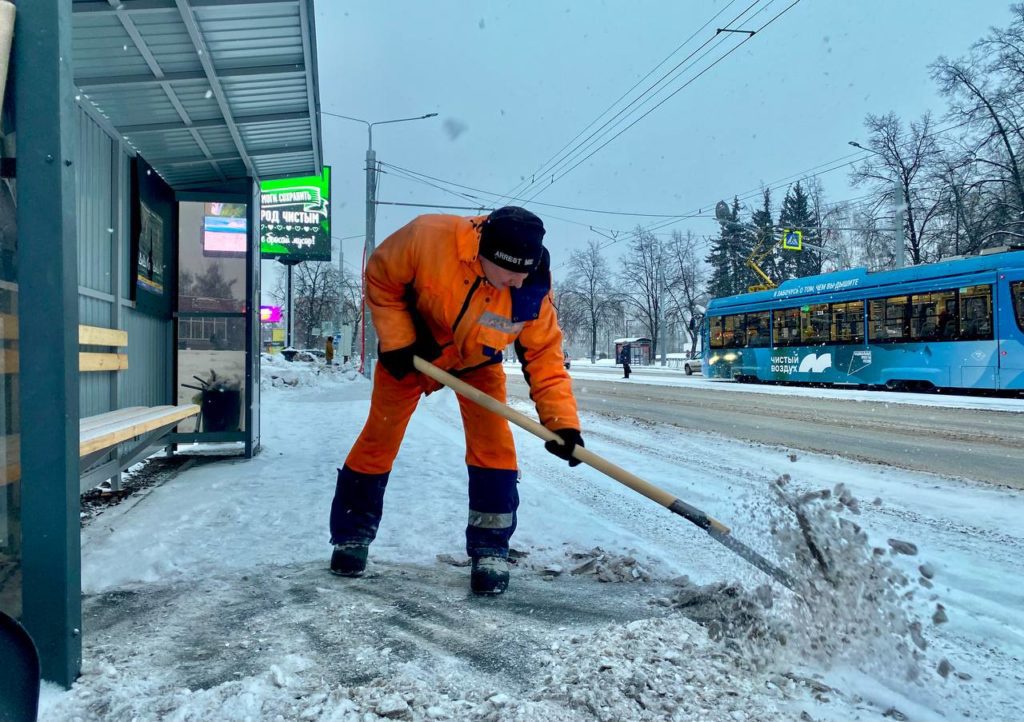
[322,111,438,376]
[849,140,907,269]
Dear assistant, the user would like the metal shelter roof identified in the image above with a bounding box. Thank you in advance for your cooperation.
[71,0,322,189]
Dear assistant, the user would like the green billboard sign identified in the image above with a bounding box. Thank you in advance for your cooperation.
[259,166,331,262]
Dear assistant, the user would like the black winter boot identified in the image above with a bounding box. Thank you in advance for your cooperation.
[470,556,509,595]
[331,543,369,577]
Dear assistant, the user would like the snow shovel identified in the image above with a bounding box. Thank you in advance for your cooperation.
[0,610,40,722]
[412,356,798,592]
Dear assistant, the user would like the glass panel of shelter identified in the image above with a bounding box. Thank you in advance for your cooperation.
[176,200,248,435]
[0,86,18,619]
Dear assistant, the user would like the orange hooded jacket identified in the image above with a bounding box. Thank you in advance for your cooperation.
[366,213,579,432]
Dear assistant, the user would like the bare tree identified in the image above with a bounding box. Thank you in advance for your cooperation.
[618,227,667,361]
[932,7,1024,245]
[803,177,848,272]
[664,230,707,356]
[551,279,588,349]
[850,112,944,265]
[563,240,618,361]
[272,262,341,348]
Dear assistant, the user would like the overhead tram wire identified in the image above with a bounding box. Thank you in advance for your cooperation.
[380,161,715,218]
[507,0,770,203]
[571,111,976,253]
[517,2,781,203]
[522,0,804,205]
[381,153,877,232]
[495,0,748,205]
[378,164,624,234]
[380,109,975,269]
[511,1,775,205]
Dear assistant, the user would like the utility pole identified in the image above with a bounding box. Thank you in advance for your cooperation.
[320,110,438,377]
[363,145,377,366]
[849,141,907,269]
[658,262,667,366]
[333,240,344,341]
[285,262,294,347]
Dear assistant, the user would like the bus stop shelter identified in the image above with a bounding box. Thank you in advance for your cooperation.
[614,337,652,365]
[0,0,322,687]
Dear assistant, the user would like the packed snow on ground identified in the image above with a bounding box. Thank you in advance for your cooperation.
[38,354,1024,721]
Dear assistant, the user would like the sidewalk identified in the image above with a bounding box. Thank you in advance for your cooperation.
[35,356,998,721]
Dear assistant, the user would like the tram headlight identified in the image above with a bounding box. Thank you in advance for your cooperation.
[723,352,738,362]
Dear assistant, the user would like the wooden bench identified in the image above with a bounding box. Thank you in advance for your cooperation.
[0,325,200,491]
[76,324,200,492]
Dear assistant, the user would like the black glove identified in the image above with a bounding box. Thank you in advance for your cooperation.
[545,428,584,467]
[406,304,446,366]
[378,344,416,379]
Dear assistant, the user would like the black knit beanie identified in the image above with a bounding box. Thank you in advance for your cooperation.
[478,206,546,272]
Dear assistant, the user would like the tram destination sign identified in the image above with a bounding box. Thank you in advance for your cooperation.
[260,166,331,262]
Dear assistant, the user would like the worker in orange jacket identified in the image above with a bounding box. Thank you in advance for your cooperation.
[329,207,582,594]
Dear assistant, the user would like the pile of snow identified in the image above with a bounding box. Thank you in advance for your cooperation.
[260,352,362,388]
[666,475,952,689]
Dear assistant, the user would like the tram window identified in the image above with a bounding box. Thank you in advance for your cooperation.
[869,296,910,342]
[831,300,864,344]
[745,310,770,347]
[709,316,725,349]
[773,306,801,346]
[801,303,830,344]
[722,314,745,348]
[959,284,993,340]
[911,290,956,341]
[1013,282,1024,333]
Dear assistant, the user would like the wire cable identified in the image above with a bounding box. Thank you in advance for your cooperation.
[497,0,752,204]
[524,0,803,203]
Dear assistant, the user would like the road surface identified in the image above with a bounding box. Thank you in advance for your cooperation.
[507,367,1024,488]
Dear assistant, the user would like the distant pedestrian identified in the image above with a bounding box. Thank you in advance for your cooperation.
[325,336,335,366]
[620,343,632,379]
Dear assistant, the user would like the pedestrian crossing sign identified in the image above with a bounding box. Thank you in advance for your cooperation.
[782,229,803,251]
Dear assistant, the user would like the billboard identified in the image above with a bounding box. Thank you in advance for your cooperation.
[201,201,248,258]
[260,305,282,323]
[259,166,331,262]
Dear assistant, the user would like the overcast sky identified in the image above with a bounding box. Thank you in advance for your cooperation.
[297,0,1015,285]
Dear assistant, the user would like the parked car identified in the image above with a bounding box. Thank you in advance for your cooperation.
[683,355,703,375]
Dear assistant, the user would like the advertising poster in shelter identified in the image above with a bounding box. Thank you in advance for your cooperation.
[201,201,247,258]
[136,200,164,294]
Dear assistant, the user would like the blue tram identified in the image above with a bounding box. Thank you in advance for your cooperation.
[702,248,1024,391]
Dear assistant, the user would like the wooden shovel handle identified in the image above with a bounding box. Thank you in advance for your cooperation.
[412,356,731,535]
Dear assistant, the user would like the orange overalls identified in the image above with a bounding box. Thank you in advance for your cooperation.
[329,214,578,558]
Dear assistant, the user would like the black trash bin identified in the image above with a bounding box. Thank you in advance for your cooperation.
[200,382,242,432]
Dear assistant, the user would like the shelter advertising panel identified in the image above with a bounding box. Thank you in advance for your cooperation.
[259,167,331,262]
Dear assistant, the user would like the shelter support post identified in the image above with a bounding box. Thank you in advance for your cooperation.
[15,0,82,688]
